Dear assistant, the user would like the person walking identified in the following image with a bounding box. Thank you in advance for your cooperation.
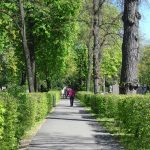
[68,88,75,106]
[62,86,67,99]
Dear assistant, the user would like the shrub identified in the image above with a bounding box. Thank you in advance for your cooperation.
[0,91,60,150]
[48,90,61,104]
[77,92,150,149]
[76,91,93,106]
[117,95,150,148]
[0,98,5,140]
[0,93,18,150]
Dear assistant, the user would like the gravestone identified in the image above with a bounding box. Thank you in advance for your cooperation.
[2,86,6,90]
[112,84,119,94]
[137,85,147,94]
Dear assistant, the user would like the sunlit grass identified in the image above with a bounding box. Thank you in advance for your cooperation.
[97,116,149,150]
[80,102,149,150]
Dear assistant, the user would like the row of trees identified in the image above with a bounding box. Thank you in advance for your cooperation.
[76,0,142,94]
[0,0,149,94]
[76,0,122,92]
[0,0,82,91]
[84,0,145,94]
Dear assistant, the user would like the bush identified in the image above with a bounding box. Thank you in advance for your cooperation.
[0,104,5,140]
[0,91,60,150]
[48,90,61,104]
[117,95,150,148]
[0,93,18,150]
[0,98,5,140]
[76,92,150,149]
[76,91,93,106]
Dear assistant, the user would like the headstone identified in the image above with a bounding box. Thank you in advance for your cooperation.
[112,84,119,94]
[137,85,147,94]
[2,86,6,90]
[109,85,112,93]
[137,86,143,94]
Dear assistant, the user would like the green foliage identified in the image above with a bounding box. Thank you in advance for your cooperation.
[0,93,18,150]
[0,1,21,86]
[0,48,18,86]
[100,2,122,83]
[76,91,93,106]
[0,91,60,149]
[0,0,82,89]
[76,1,123,90]
[48,90,61,104]
[117,96,150,148]
[0,100,5,141]
[76,92,150,149]
[35,0,82,87]
[62,43,88,89]
[0,0,123,91]
[139,46,150,87]
[101,43,122,79]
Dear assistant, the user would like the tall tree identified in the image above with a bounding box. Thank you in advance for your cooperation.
[19,0,34,92]
[35,0,81,89]
[86,31,93,91]
[120,0,141,94]
[78,1,122,92]
[26,1,37,91]
[92,0,105,94]
[100,3,122,92]
[0,1,29,88]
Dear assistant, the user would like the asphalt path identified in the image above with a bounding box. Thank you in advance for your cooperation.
[28,99,125,150]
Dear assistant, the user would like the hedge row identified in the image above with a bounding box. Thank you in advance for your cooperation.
[76,92,150,149]
[0,91,60,150]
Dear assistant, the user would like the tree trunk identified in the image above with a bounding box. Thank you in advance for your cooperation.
[19,0,34,92]
[103,75,105,94]
[28,16,36,91]
[93,0,102,94]
[20,70,26,86]
[79,57,83,88]
[120,0,141,94]
[86,31,93,91]
[46,79,51,91]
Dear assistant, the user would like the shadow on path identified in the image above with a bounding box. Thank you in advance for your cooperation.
[46,117,98,122]
[28,99,124,150]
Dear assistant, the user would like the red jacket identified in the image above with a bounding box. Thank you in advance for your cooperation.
[68,89,75,97]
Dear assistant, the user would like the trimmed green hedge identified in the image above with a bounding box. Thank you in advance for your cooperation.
[0,91,60,150]
[76,91,150,149]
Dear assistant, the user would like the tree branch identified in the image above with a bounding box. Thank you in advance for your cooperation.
[0,10,21,30]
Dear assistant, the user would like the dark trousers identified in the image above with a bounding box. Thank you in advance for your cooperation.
[70,96,74,106]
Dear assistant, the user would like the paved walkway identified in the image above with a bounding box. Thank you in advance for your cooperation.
[28,99,124,150]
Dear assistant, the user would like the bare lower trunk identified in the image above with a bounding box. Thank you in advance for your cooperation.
[103,75,105,93]
[86,31,93,91]
[120,0,141,94]
[19,0,34,92]
[20,70,26,86]
[46,79,51,91]
[28,17,36,91]
[93,0,102,94]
